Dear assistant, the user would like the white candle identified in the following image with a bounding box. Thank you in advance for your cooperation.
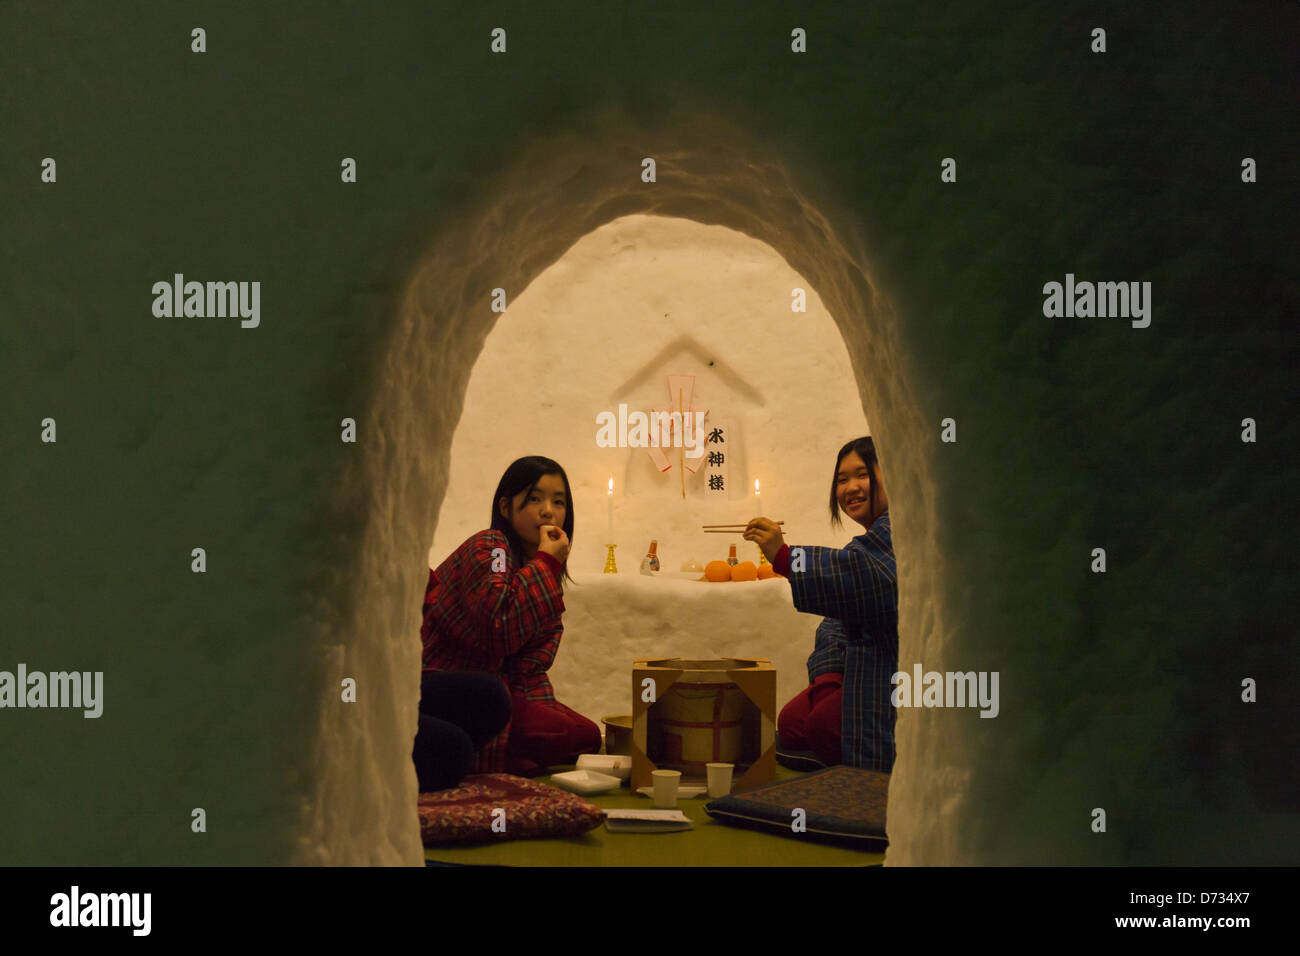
[606,477,614,542]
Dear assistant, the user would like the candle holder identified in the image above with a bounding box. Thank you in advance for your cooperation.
[603,544,619,574]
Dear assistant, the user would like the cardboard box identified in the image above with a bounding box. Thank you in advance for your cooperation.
[631,657,776,793]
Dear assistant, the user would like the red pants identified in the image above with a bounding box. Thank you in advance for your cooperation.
[777,673,843,767]
[504,695,602,776]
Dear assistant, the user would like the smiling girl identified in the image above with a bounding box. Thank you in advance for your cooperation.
[415,456,601,783]
[744,436,899,773]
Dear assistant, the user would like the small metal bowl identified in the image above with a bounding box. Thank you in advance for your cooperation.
[603,714,633,755]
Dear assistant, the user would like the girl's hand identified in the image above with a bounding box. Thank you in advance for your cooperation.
[743,517,784,564]
[537,525,570,564]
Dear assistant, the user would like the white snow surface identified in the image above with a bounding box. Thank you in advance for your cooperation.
[430,215,871,577]
[538,572,811,735]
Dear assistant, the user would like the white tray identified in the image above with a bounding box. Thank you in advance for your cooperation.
[575,753,633,780]
[549,770,622,795]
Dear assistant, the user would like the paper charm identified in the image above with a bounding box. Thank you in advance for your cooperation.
[645,374,710,475]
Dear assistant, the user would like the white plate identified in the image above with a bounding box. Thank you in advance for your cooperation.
[636,784,708,799]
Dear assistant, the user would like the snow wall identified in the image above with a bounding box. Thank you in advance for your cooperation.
[1,2,1295,865]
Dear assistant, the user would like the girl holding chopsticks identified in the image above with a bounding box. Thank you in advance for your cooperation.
[414,456,601,788]
[744,436,898,773]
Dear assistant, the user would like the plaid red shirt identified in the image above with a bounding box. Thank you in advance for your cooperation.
[420,529,566,772]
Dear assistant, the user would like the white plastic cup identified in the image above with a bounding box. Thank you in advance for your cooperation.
[651,769,681,808]
[706,762,734,798]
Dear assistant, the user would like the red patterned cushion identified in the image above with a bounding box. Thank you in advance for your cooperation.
[418,773,605,846]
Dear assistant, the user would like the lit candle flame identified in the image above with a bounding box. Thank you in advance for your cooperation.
[608,477,614,495]
[755,479,761,495]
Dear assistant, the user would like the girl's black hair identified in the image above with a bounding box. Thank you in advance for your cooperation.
[829,436,883,529]
[489,456,576,587]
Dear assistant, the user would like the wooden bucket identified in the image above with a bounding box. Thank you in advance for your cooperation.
[652,659,752,770]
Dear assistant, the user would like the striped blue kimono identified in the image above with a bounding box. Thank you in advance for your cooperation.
[788,509,898,771]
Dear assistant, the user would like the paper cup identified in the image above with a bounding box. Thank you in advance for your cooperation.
[651,769,681,808]
[706,762,734,797]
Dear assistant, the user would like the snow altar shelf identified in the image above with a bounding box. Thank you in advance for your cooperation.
[543,569,814,747]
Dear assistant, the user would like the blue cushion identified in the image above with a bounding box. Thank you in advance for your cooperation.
[704,766,889,851]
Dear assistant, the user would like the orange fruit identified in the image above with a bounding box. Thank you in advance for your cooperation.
[756,564,777,580]
[730,561,758,582]
[704,560,733,582]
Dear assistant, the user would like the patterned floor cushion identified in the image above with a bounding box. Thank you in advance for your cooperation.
[703,766,889,851]
[418,773,605,846]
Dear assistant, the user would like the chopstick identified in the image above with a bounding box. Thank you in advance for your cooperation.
[701,522,784,529]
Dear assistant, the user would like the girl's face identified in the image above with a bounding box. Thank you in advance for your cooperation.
[499,473,568,554]
[836,452,887,528]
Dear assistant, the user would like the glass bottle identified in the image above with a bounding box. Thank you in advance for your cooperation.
[640,540,661,575]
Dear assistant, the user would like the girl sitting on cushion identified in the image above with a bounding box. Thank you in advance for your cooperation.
[416,455,601,782]
[744,436,898,773]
